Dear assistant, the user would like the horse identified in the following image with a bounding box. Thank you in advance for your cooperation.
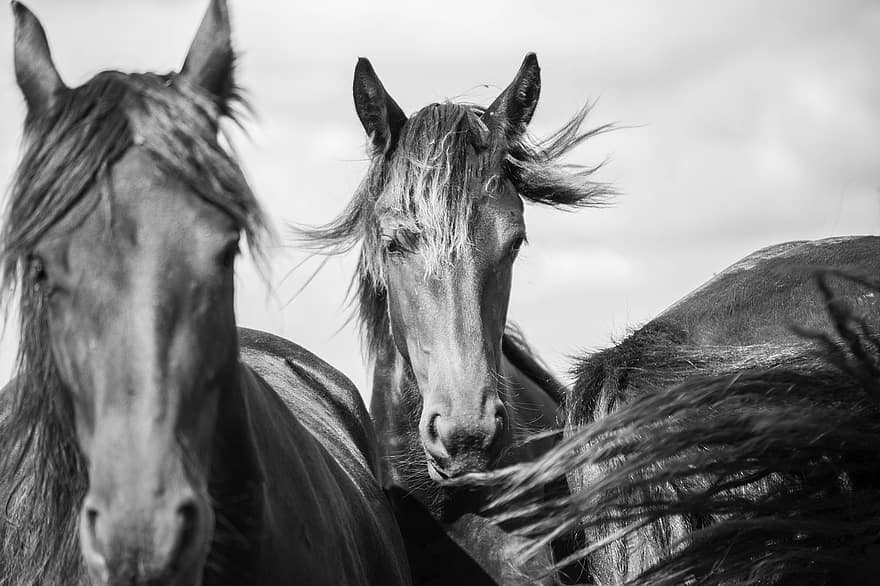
[299,53,611,583]
[452,236,880,584]
[0,2,410,585]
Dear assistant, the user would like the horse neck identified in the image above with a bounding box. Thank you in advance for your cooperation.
[497,354,563,464]
[206,361,347,581]
[369,335,421,489]
[203,363,268,584]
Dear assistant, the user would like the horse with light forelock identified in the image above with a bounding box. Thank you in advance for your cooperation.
[301,54,610,583]
[0,2,410,584]
[453,236,880,585]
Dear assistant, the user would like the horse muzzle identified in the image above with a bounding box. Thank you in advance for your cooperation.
[79,491,212,586]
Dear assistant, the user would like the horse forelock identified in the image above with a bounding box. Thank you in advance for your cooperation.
[1,69,265,301]
[363,103,490,284]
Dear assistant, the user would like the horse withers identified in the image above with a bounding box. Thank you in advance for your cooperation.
[300,54,610,583]
[0,2,410,585]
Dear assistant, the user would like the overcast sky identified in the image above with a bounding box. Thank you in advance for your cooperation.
[1,0,878,401]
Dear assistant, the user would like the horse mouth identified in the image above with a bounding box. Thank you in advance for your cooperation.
[427,457,451,481]
[426,453,494,482]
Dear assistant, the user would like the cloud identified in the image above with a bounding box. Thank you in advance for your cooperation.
[1,0,878,397]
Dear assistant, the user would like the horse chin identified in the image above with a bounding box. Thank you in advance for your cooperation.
[427,458,451,482]
[101,572,204,586]
[86,557,205,586]
[426,452,494,482]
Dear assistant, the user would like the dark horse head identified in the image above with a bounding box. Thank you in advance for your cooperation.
[2,1,263,583]
[303,55,609,481]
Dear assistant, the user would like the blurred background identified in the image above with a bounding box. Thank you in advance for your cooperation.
[1,0,878,402]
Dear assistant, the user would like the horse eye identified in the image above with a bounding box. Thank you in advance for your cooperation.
[382,229,419,256]
[28,255,47,284]
[382,234,402,255]
[219,241,240,268]
[27,255,61,300]
[509,236,526,258]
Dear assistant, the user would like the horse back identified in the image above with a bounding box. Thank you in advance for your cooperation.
[662,235,880,346]
[572,235,880,422]
[238,327,379,478]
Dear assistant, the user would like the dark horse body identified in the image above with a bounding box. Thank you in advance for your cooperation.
[566,235,880,584]
[301,55,610,583]
[0,2,409,584]
[470,235,880,585]
[571,236,880,425]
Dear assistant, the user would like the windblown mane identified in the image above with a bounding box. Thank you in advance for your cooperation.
[450,272,880,584]
[0,69,264,585]
[566,320,815,424]
[298,100,612,360]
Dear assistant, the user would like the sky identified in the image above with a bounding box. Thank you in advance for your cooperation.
[1,0,878,402]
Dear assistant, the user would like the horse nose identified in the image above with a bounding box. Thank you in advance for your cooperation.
[80,492,204,582]
[421,399,507,476]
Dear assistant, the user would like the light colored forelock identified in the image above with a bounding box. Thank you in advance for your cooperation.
[363,103,494,285]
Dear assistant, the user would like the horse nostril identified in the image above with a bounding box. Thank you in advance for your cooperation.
[486,404,508,455]
[80,499,109,575]
[495,404,507,431]
[171,500,200,567]
[83,505,102,553]
[87,507,99,535]
[422,411,452,467]
[427,413,440,443]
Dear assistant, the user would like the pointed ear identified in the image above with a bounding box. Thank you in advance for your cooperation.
[12,1,66,114]
[180,0,235,104]
[484,53,541,143]
[353,58,407,156]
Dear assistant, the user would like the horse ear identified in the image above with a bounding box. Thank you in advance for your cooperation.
[353,58,407,156]
[180,0,235,104]
[484,53,541,143]
[12,1,66,114]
